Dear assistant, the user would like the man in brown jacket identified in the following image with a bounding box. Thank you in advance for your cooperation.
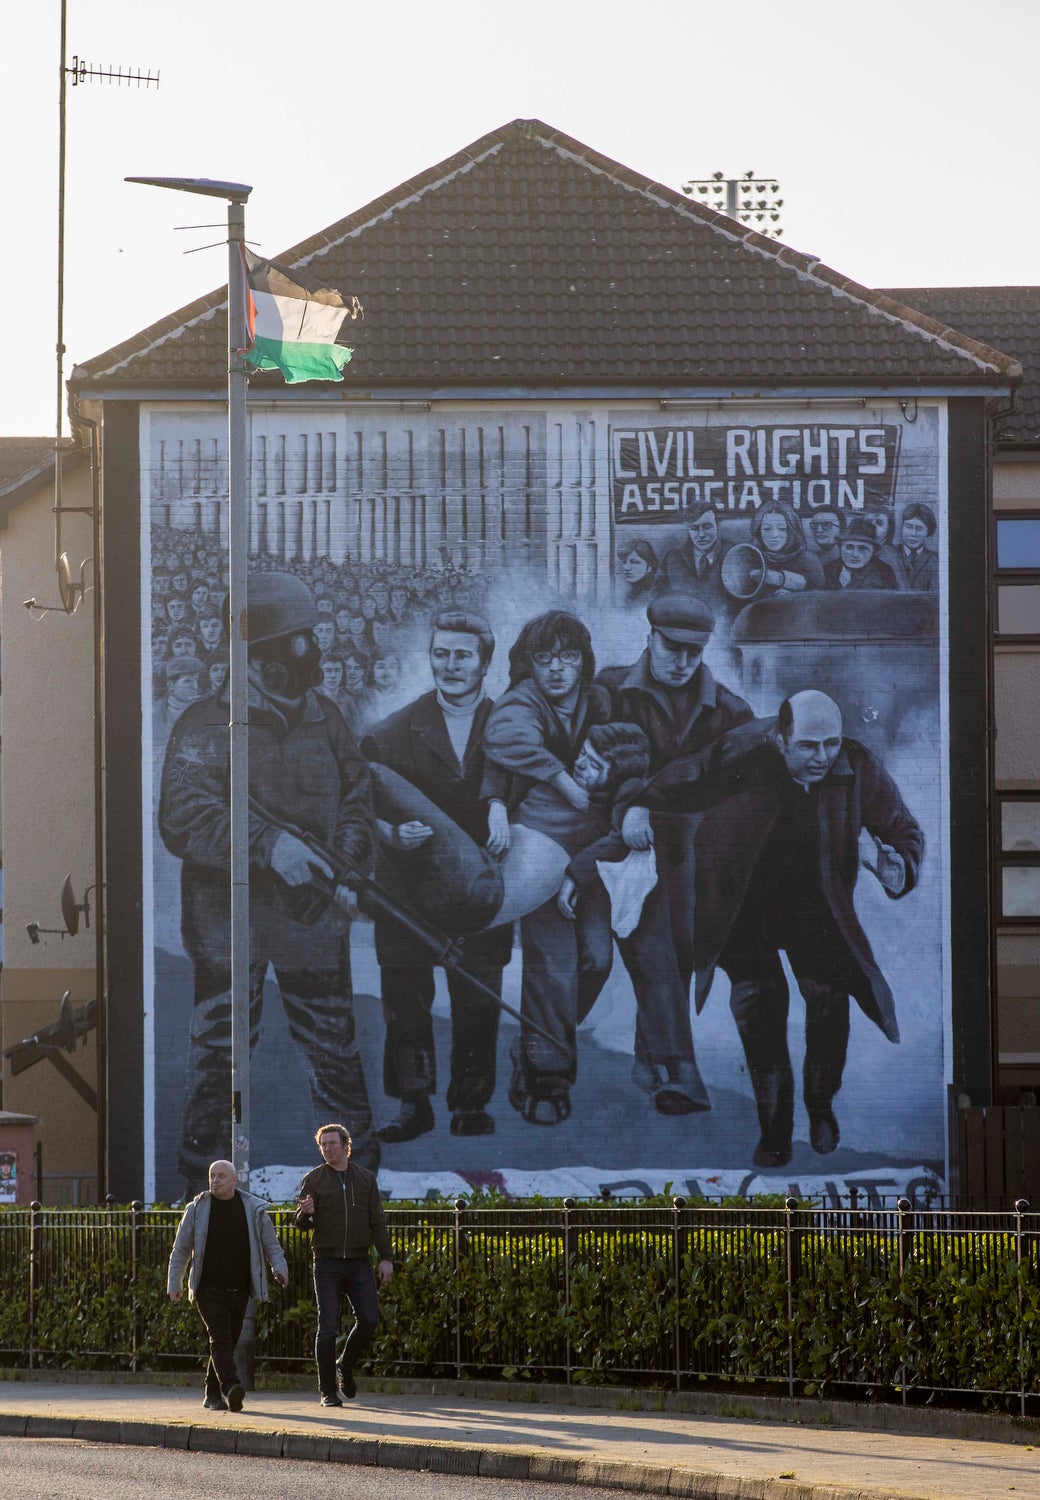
[295,1123,393,1407]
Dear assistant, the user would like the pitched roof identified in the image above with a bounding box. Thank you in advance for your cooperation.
[884,287,1040,444]
[0,437,55,492]
[0,438,85,529]
[71,119,1021,398]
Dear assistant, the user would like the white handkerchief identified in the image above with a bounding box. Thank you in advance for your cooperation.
[596,849,658,938]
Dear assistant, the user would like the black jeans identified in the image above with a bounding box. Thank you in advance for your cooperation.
[721,913,854,1152]
[194,1283,249,1398]
[380,949,503,1111]
[313,1256,380,1396]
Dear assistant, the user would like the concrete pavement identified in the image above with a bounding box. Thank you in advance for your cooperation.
[0,1375,1037,1499]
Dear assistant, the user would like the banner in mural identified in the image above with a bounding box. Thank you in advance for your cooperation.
[142,401,947,1204]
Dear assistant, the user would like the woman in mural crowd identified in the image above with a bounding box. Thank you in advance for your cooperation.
[156,494,934,1182]
[615,537,659,606]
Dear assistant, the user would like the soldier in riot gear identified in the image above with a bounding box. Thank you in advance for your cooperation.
[159,571,377,1191]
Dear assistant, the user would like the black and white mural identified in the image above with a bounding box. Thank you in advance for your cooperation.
[141,401,947,1205]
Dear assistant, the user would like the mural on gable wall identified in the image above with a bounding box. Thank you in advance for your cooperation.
[143,401,947,1206]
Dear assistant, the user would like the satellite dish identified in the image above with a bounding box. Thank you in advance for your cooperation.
[60,876,90,936]
[56,992,76,1052]
[61,876,79,935]
[57,554,78,614]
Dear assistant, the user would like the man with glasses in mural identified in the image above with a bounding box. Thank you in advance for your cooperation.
[597,593,753,1115]
[620,689,924,1169]
[481,611,614,1125]
[159,571,378,1194]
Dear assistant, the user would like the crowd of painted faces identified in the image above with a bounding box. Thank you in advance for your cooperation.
[615,499,939,609]
[150,524,493,742]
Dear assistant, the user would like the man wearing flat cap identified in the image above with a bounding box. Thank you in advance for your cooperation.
[597,593,753,1114]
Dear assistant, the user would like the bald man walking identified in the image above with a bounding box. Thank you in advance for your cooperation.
[624,691,924,1169]
[168,1160,288,1412]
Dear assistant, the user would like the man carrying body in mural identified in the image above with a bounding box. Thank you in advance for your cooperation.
[597,594,753,1115]
[361,610,513,1144]
[159,572,378,1193]
[481,610,615,1125]
[620,690,924,1169]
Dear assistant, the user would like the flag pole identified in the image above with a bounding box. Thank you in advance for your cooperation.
[125,176,253,1191]
[226,197,252,1191]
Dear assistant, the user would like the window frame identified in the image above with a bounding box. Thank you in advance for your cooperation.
[995,791,1040,924]
[994,510,1040,641]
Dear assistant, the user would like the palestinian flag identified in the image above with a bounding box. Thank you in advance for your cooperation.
[241,248,363,383]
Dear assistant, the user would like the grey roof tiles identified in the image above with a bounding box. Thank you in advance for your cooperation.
[70,120,1021,397]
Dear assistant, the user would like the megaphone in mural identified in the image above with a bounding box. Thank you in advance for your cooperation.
[721,542,768,599]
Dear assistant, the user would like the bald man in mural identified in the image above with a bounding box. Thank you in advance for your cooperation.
[622,690,924,1170]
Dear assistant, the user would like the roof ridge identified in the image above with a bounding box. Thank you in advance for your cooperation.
[70,117,1023,390]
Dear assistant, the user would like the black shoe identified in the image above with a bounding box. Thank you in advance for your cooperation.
[320,1392,344,1407]
[338,1367,358,1399]
[225,1383,245,1413]
[378,1097,434,1144]
[652,1059,711,1116]
[809,1108,840,1155]
[202,1395,228,1411]
[450,1108,494,1137]
[753,1139,792,1170]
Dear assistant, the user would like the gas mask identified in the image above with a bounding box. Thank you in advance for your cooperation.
[251,629,322,700]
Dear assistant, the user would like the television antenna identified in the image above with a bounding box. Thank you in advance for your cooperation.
[41,1,160,615]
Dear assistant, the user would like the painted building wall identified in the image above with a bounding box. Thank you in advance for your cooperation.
[0,464,97,1201]
[134,396,951,1207]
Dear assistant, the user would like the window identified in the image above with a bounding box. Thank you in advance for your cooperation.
[997,795,1040,920]
[996,515,1040,637]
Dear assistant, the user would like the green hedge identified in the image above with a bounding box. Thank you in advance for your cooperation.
[1,1206,1037,1405]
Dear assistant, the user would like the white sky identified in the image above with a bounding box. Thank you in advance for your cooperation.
[4,0,1039,435]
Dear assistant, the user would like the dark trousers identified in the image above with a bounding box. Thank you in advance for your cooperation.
[194,1284,249,1399]
[313,1256,381,1396]
[616,816,698,1069]
[380,947,503,1111]
[178,891,375,1185]
[720,916,853,1152]
[517,883,612,1096]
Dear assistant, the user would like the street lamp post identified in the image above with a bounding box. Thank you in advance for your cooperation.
[127,176,254,1190]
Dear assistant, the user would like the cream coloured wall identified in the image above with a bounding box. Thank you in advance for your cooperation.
[0,461,97,1190]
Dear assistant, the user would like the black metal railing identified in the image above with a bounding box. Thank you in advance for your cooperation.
[1,1196,1036,1413]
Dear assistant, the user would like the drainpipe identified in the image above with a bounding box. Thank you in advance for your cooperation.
[73,409,106,1199]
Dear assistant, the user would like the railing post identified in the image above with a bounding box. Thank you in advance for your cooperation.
[562,1198,576,1385]
[896,1196,912,1405]
[453,1198,466,1380]
[131,1200,143,1373]
[784,1197,800,1399]
[672,1196,686,1392]
[1015,1198,1029,1420]
[28,1201,41,1372]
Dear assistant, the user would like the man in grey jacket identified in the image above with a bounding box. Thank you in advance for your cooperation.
[168,1159,288,1412]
